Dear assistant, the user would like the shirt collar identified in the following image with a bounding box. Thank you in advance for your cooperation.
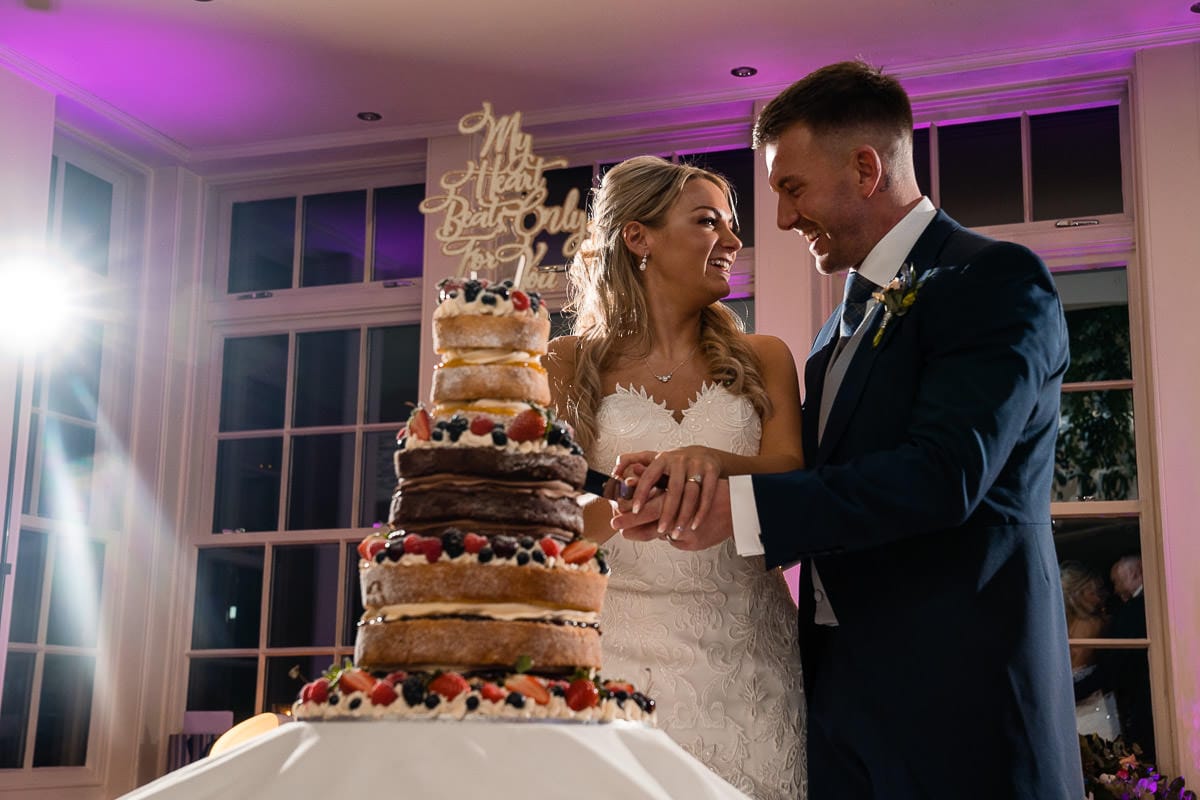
[851,196,936,288]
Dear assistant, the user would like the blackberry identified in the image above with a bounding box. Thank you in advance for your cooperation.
[546,424,565,445]
[386,540,406,561]
[491,430,508,446]
[477,546,494,564]
[614,689,630,704]
[349,697,362,710]
[466,696,480,712]
[442,529,465,559]
[596,557,610,575]
[374,550,389,564]
[463,280,482,301]
[493,285,509,300]
[492,536,518,559]
[505,692,526,709]
[402,675,426,706]
[632,692,655,713]
[529,292,541,313]
[480,293,498,306]
[448,428,463,443]
[516,551,530,566]
[424,694,441,709]
[448,415,469,432]
[531,549,546,564]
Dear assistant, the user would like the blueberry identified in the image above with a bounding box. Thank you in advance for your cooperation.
[516,551,530,566]
[431,429,444,441]
[632,692,655,713]
[505,692,526,709]
[349,697,362,710]
[442,529,465,559]
[477,547,494,564]
[614,690,629,703]
[397,438,406,450]
[518,536,535,550]
[550,685,566,697]
[387,540,406,561]
[374,550,389,564]
[547,425,565,445]
[597,557,610,575]
[529,292,541,313]
[480,293,498,306]
[424,694,441,709]
[492,430,508,446]
[531,549,546,564]
[464,281,482,302]
[402,676,426,706]
[329,693,340,705]
[466,696,480,712]
[492,536,518,559]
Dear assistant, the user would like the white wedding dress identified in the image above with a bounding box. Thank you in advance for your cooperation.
[590,383,806,800]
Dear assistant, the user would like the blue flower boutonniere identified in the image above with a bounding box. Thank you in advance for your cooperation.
[871,262,924,347]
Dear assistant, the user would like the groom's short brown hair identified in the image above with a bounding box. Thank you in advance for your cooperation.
[753,60,914,150]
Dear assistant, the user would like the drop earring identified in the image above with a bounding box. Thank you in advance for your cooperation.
[639,252,648,272]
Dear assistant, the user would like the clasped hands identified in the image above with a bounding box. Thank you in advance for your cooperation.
[606,446,734,551]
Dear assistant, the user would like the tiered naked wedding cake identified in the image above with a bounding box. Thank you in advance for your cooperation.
[292,277,654,722]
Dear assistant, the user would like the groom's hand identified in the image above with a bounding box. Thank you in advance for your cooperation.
[613,478,735,552]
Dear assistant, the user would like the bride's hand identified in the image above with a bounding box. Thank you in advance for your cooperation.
[616,447,722,535]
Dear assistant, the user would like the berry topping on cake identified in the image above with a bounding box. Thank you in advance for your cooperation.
[469,416,495,436]
[561,539,599,565]
[504,674,550,706]
[357,535,388,561]
[401,675,427,706]
[566,679,600,711]
[408,408,433,441]
[301,678,330,704]
[507,408,547,442]
[369,680,398,707]
[336,668,377,695]
[510,289,530,311]
[463,532,488,554]
[538,537,561,558]
[428,672,470,700]
[479,682,505,703]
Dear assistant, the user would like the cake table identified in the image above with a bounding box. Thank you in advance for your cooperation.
[120,719,749,799]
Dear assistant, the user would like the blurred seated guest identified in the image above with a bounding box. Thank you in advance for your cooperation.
[1077,555,1154,760]
[1060,560,1119,740]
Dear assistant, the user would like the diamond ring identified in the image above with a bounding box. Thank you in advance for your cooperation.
[687,474,703,484]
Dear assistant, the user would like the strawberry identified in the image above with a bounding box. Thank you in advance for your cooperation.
[423,537,444,563]
[403,533,427,556]
[561,539,599,565]
[357,535,388,561]
[369,680,398,706]
[602,680,635,694]
[479,682,505,703]
[395,426,407,443]
[538,536,561,559]
[510,290,530,311]
[505,674,550,705]
[566,679,600,711]
[469,416,495,436]
[337,668,377,694]
[383,671,408,686]
[408,408,433,441]
[428,672,470,700]
[301,678,330,704]
[506,409,546,442]
[464,532,488,554]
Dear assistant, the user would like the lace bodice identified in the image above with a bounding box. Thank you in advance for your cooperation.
[592,383,806,800]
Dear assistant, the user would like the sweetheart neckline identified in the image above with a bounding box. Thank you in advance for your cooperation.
[602,382,730,425]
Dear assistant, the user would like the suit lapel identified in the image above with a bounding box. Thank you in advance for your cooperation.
[810,211,960,464]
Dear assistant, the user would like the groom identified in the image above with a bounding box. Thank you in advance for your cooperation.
[616,61,1084,799]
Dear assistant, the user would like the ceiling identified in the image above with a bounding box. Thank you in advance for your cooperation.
[2,0,1198,173]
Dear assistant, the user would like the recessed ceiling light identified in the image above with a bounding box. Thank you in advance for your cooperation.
[731,66,757,78]
[357,112,383,122]
[1192,1,1200,12]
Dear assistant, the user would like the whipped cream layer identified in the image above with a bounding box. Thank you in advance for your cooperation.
[364,601,599,625]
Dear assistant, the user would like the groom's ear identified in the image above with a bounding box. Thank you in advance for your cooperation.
[851,145,885,198]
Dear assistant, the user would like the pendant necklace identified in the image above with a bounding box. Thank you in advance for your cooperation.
[648,344,699,383]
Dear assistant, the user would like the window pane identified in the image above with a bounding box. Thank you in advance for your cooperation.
[33,417,95,520]
[192,547,264,649]
[46,538,105,647]
[229,197,295,294]
[33,654,94,767]
[343,541,365,648]
[360,431,397,528]
[1031,106,1122,221]
[44,319,103,422]
[294,329,359,427]
[21,414,38,515]
[1056,390,1137,502]
[1053,518,1145,635]
[300,190,366,287]
[265,655,332,715]
[373,184,426,282]
[913,127,931,199]
[365,325,420,424]
[212,437,282,533]
[681,148,756,247]
[529,166,593,270]
[287,433,354,530]
[187,657,258,725]
[268,544,339,647]
[8,530,47,643]
[219,335,288,432]
[61,163,112,276]
[0,652,35,768]
[1056,268,1131,382]
[937,118,1023,227]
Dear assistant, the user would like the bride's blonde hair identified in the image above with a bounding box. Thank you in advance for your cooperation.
[562,155,772,453]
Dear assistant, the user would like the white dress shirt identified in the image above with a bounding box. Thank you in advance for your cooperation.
[730,198,937,624]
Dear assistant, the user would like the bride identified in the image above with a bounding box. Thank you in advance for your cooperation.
[545,155,807,799]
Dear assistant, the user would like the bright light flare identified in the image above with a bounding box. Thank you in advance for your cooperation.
[0,255,76,354]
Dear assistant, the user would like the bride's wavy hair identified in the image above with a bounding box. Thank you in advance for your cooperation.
[562,155,772,453]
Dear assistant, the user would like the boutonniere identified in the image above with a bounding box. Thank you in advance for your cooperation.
[871,262,923,347]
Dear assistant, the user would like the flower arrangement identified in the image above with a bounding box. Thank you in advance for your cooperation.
[1081,734,1194,799]
[871,262,924,347]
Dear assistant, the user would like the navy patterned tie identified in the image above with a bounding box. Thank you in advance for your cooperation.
[839,271,878,341]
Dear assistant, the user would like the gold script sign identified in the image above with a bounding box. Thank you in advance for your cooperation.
[419,102,588,289]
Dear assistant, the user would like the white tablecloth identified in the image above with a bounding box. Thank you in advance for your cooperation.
[122,720,749,799]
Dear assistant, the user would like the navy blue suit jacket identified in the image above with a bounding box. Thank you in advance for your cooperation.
[752,211,1084,798]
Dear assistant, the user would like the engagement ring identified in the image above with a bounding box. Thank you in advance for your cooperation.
[687,474,703,484]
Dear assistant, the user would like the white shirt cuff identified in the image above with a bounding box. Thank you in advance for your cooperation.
[729,475,765,557]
